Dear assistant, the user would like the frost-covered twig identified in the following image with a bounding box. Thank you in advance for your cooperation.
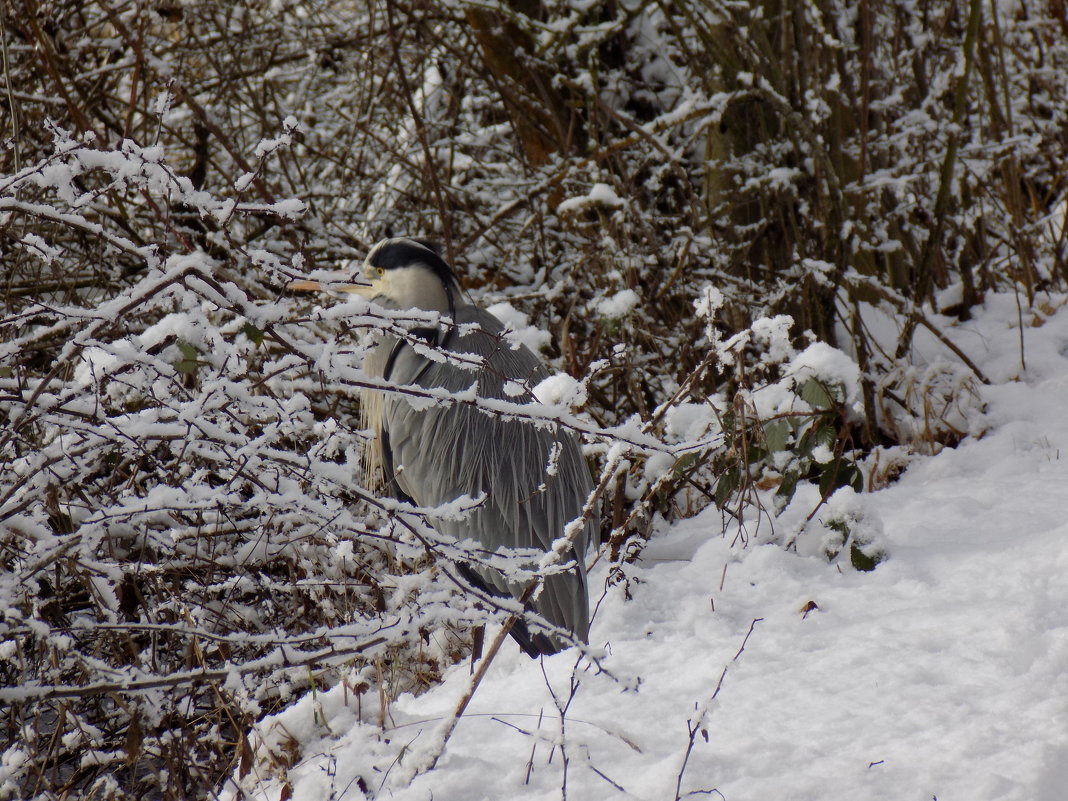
[0,634,391,703]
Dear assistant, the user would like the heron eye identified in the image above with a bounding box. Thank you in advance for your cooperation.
[376,267,385,277]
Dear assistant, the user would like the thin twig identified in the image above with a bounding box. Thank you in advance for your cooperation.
[0,0,20,175]
[675,618,762,801]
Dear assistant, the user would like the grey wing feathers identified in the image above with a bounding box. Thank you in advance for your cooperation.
[376,305,597,648]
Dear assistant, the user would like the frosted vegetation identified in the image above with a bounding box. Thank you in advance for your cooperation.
[0,0,1065,798]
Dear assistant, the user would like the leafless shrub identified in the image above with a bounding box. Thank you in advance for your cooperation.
[2,0,1066,797]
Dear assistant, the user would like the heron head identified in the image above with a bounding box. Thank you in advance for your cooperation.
[288,237,459,313]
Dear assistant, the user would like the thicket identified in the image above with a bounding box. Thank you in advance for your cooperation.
[1,0,1065,798]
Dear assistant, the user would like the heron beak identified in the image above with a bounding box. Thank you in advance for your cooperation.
[287,279,324,292]
[287,278,373,297]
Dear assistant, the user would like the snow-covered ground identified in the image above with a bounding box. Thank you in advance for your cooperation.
[225,292,1068,801]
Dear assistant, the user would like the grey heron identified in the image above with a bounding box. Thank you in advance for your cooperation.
[291,237,598,656]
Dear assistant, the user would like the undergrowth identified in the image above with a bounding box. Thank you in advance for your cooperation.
[1,0,1065,797]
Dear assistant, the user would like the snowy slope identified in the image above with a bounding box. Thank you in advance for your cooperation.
[225,293,1068,801]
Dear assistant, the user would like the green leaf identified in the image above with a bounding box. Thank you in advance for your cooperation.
[0,365,12,378]
[798,423,835,461]
[844,462,864,492]
[815,423,836,448]
[763,419,791,452]
[174,341,199,375]
[799,378,838,410]
[775,469,799,502]
[721,409,736,440]
[850,542,885,572]
[818,458,863,497]
[242,322,264,346]
[714,469,738,508]
[672,452,699,479]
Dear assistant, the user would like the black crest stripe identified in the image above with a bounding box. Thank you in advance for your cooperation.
[369,238,457,289]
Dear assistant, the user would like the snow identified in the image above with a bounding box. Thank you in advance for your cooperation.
[556,182,626,215]
[532,373,585,408]
[223,292,1068,801]
[662,402,718,443]
[485,302,551,354]
[597,288,640,320]
[784,340,863,405]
